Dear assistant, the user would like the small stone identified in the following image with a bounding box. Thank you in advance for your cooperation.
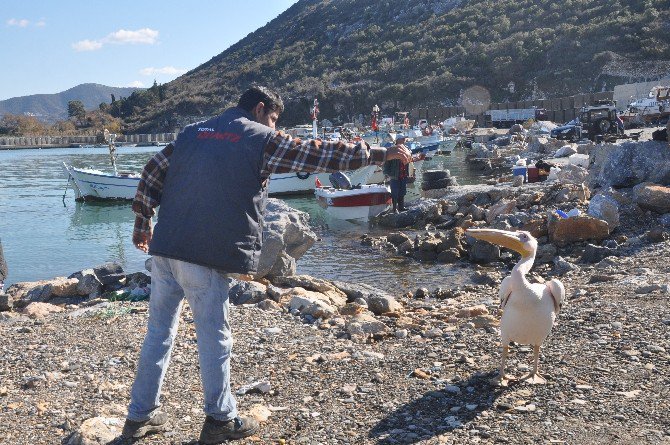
[256,299,281,311]
[444,385,461,394]
[635,284,662,294]
[248,404,272,423]
[236,380,271,395]
[424,328,443,338]
[395,329,408,339]
[412,369,431,380]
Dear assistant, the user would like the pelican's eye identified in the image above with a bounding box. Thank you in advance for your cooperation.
[519,234,529,242]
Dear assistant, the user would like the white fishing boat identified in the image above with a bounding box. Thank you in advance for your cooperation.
[268,164,377,195]
[63,163,140,201]
[406,129,450,156]
[63,129,141,201]
[315,183,391,220]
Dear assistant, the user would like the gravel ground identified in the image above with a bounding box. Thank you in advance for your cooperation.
[1,236,669,444]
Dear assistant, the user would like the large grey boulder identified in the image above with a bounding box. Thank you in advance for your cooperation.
[468,239,501,263]
[587,192,620,230]
[589,140,670,189]
[633,182,670,213]
[256,199,317,279]
[91,262,125,287]
[229,280,268,305]
[330,280,402,315]
[554,145,577,158]
[68,269,103,296]
[580,244,618,264]
[548,214,609,246]
[556,164,588,185]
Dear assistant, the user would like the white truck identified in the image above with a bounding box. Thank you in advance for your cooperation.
[485,108,548,128]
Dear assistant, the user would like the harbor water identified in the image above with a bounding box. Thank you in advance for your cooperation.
[0,146,489,294]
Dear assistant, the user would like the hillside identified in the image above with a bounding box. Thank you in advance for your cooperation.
[0,84,142,123]
[116,0,670,132]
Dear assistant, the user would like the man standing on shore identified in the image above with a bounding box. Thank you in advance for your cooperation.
[123,86,411,443]
[383,133,410,213]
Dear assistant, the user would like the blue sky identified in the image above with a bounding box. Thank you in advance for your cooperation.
[0,0,298,100]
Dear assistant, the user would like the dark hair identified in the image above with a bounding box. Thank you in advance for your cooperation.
[237,85,284,114]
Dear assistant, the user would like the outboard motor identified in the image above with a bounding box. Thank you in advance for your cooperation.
[329,171,352,189]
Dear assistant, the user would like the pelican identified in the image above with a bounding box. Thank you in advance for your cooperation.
[466,229,565,385]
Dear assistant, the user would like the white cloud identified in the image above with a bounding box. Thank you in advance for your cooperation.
[72,39,103,52]
[107,28,158,45]
[139,66,187,76]
[35,19,46,27]
[72,28,159,52]
[128,81,145,88]
[7,18,29,27]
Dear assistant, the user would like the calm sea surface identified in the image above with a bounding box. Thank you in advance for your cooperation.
[0,146,488,293]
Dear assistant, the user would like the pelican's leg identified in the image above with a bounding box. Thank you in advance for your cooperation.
[523,345,547,384]
[491,343,510,386]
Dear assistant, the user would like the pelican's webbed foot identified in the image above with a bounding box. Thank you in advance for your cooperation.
[521,372,547,385]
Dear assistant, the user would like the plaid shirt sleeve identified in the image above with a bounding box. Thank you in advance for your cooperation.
[132,143,174,237]
[261,132,387,176]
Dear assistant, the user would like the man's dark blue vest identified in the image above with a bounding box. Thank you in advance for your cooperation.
[149,107,275,274]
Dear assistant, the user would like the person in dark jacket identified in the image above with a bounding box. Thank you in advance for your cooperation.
[123,86,411,443]
[383,134,410,212]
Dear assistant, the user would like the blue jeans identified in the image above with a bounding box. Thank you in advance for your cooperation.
[389,178,407,200]
[127,256,237,422]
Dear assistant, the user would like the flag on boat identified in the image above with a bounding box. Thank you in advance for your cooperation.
[315,177,323,188]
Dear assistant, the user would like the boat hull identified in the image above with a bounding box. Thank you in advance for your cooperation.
[315,185,391,220]
[269,165,376,195]
[63,164,140,201]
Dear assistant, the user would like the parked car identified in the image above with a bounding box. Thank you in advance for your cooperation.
[550,118,581,142]
[550,102,624,142]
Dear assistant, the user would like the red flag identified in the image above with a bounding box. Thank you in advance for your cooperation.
[371,114,378,131]
[315,177,322,188]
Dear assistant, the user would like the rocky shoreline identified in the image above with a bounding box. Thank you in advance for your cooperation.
[1,140,669,444]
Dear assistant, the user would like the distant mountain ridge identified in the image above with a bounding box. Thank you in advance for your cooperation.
[111,0,670,132]
[0,83,143,122]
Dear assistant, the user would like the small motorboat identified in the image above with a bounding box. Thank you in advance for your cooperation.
[269,164,376,196]
[314,173,391,220]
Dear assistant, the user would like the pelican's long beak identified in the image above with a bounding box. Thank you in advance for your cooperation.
[466,228,528,255]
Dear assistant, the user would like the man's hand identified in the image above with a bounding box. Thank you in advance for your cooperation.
[386,144,412,163]
[133,226,152,253]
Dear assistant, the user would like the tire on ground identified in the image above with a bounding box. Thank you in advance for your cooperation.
[422,169,450,182]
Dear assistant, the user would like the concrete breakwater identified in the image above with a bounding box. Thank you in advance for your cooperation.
[0,132,177,149]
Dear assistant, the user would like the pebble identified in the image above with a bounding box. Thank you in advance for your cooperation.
[444,385,461,394]
[394,329,408,338]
